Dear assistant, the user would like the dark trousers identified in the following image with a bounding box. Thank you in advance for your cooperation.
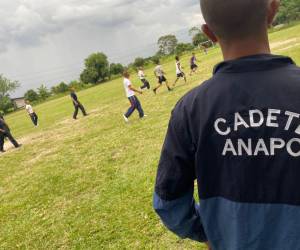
[29,113,38,126]
[73,102,87,119]
[0,131,19,151]
[140,79,150,90]
[125,96,144,118]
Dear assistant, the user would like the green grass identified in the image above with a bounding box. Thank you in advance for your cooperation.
[1,24,300,249]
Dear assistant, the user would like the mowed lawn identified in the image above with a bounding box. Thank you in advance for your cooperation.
[1,24,300,249]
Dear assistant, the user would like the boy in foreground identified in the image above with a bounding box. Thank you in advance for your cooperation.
[25,100,38,127]
[174,56,187,86]
[123,71,145,122]
[0,115,21,153]
[70,88,87,120]
[153,61,172,94]
[153,1,300,249]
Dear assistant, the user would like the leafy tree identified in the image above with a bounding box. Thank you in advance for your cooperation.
[0,74,20,113]
[80,52,110,84]
[38,84,51,100]
[275,0,300,24]
[189,27,209,47]
[0,96,14,114]
[0,74,19,99]
[110,63,124,76]
[69,80,85,91]
[175,43,195,55]
[51,82,69,94]
[80,68,99,84]
[158,35,178,55]
[151,55,161,65]
[24,89,39,102]
[133,57,145,68]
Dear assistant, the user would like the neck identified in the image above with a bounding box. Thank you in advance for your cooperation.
[220,33,271,61]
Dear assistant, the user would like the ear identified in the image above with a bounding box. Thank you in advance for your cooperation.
[201,24,218,43]
[267,0,280,26]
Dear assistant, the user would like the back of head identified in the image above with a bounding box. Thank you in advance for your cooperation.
[123,71,130,78]
[200,0,269,41]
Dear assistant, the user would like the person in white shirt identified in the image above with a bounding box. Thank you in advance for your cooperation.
[138,67,150,90]
[25,100,38,127]
[123,71,145,122]
[174,56,187,86]
[153,60,172,94]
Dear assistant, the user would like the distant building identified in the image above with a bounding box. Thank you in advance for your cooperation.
[11,97,26,109]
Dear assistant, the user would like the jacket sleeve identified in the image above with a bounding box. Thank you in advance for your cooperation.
[153,101,207,242]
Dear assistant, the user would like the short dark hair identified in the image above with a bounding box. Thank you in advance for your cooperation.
[175,56,179,61]
[123,71,130,78]
[200,0,269,41]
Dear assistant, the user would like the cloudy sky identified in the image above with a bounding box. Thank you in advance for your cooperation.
[0,0,204,97]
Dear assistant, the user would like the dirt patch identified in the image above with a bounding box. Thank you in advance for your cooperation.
[277,42,300,52]
[271,38,298,50]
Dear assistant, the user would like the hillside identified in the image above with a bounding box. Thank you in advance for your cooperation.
[1,24,300,249]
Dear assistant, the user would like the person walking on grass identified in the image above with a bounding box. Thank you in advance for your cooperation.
[25,100,38,127]
[153,60,172,94]
[138,67,151,90]
[174,56,187,86]
[123,71,146,122]
[190,52,198,76]
[70,88,87,120]
[153,0,300,250]
[0,115,21,153]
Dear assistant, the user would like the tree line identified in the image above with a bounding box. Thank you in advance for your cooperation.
[275,0,300,25]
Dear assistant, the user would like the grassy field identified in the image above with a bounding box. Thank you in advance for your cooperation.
[1,24,300,249]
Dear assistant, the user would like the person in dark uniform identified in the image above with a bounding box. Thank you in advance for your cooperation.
[153,1,300,250]
[0,115,21,153]
[189,52,198,76]
[70,88,87,120]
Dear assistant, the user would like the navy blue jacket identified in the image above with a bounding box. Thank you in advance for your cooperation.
[154,54,300,250]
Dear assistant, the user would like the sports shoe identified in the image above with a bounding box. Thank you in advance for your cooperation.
[153,89,157,95]
[123,114,129,123]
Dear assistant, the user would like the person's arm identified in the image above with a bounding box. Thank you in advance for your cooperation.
[153,101,207,243]
[128,85,142,94]
[71,95,78,105]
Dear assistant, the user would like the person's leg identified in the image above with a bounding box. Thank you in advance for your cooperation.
[0,133,4,152]
[73,105,79,119]
[165,80,172,91]
[34,113,38,126]
[183,73,187,83]
[145,80,150,89]
[5,132,20,148]
[78,102,87,116]
[134,96,144,118]
[124,96,136,118]
[153,81,162,94]
[30,114,35,125]
[174,76,180,86]
[140,79,147,90]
